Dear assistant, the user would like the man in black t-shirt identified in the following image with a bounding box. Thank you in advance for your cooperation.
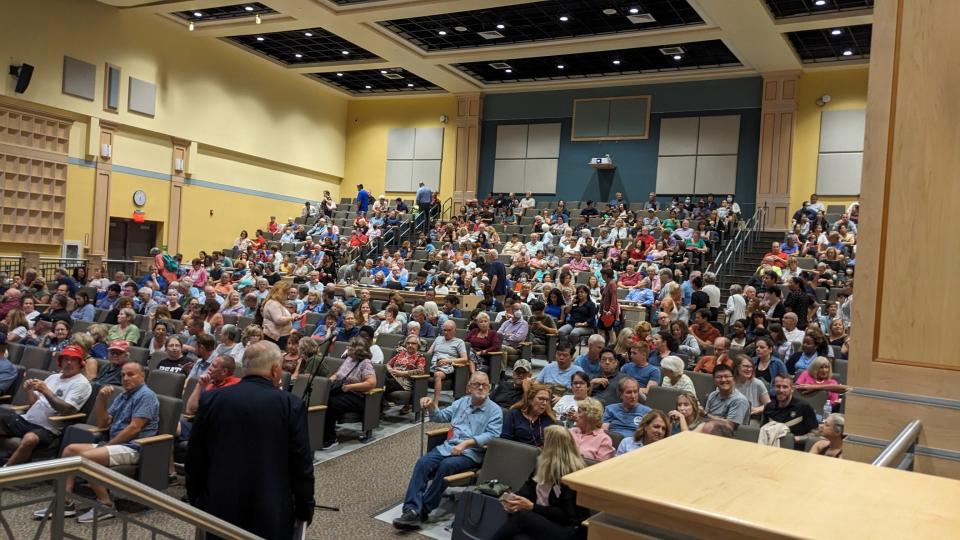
[762,374,819,441]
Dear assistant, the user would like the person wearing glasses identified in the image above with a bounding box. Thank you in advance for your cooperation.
[393,372,502,531]
[501,384,556,448]
[704,363,750,431]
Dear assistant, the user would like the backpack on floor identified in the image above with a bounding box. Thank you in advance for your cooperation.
[451,490,509,540]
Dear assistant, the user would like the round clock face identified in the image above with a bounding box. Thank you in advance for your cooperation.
[133,190,147,206]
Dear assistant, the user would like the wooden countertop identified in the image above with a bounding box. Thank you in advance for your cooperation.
[563,431,960,539]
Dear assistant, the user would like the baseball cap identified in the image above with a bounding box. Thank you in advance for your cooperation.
[513,359,533,373]
[59,345,85,359]
[108,340,129,352]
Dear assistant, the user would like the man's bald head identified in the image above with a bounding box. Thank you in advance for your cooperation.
[3,289,21,301]
[243,341,282,376]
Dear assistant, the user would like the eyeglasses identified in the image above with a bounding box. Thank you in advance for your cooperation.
[572,381,588,386]
[469,383,490,389]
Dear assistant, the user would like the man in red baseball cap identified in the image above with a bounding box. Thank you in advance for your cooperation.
[0,345,92,466]
[93,340,132,386]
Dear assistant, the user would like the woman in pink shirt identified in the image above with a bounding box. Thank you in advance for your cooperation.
[796,356,850,407]
[567,252,590,272]
[568,397,614,462]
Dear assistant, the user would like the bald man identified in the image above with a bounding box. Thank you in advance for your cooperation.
[0,288,22,320]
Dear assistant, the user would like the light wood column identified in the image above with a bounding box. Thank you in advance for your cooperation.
[453,93,483,213]
[167,138,191,254]
[754,72,798,231]
[91,120,116,256]
[845,0,960,478]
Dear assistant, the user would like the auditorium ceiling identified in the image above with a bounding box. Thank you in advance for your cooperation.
[97,0,873,97]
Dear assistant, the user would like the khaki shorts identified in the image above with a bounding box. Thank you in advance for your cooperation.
[105,445,141,466]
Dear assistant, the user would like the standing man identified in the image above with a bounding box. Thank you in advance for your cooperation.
[486,249,508,302]
[186,342,315,539]
[356,183,371,216]
[415,181,433,232]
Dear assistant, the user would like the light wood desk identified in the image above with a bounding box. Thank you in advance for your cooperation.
[563,431,960,539]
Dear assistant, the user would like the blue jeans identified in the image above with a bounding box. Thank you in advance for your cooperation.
[403,447,476,518]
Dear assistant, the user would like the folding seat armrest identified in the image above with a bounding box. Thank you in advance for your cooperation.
[1,404,29,412]
[425,427,450,438]
[135,434,175,491]
[49,412,86,423]
[364,387,385,396]
[443,470,477,484]
[0,395,11,402]
[133,434,174,446]
[308,405,328,413]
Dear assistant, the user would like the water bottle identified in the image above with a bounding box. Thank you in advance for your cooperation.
[822,400,832,422]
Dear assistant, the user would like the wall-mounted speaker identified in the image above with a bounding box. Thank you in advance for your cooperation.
[9,64,35,94]
[100,143,112,159]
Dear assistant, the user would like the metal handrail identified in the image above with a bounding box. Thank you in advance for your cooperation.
[707,203,767,281]
[0,456,260,539]
[872,420,922,470]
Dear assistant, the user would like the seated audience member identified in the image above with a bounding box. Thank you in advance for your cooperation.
[588,349,625,406]
[733,353,770,419]
[147,321,170,357]
[620,342,660,400]
[569,397,614,462]
[659,355,697,399]
[689,309,720,351]
[490,359,532,410]
[557,286,597,343]
[212,325,244,362]
[497,305,529,362]
[762,374,819,440]
[667,392,703,433]
[491,426,589,540]
[502,384,556,447]
[752,336,789,386]
[0,333,18,394]
[186,334,218,381]
[694,336,733,374]
[0,346,92,466]
[71,291,96,322]
[648,331,677,367]
[809,413,845,458]
[393,373,502,531]
[670,320,701,359]
[156,336,194,375]
[601,377,652,439]
[552,371,592,421]
[47,362,159,523]
[94,340,134,386]
[385,336,427,401]
[616,410,670,455]
[466,312,500,373]
[699,420,735,438]
[428,321,468,403]
[42,319,72,356]
[795,356,850,408]
[574,335,605,380]
[536,341,584,389]
[704,364,750,430]
[322,337,378,450]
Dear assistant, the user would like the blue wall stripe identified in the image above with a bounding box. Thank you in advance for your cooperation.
[67,157,96,167]
[112,164,172,181]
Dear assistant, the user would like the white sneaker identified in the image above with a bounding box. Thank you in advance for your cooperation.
[77,505,115,523]
[32,502,77,520]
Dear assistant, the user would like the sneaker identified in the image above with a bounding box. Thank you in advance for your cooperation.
[320,440,339,451]
[392,509,423,531]
[32,502,77,520]
[168,473,180,486]
[77,504,115,524]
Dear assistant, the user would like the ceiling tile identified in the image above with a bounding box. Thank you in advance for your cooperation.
[309,68,442,94]
[763,0,873,19]
[173,2,276,22]
[786,23,871,63]
[227,28,380,65]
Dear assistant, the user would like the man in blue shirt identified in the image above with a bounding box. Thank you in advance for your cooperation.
[356,183,370,215]
[394,372,502,531]
[602,377,652,438]
[574,335,606,380]
[621,343,661,399]
[49,362,159,522]
[0,333,20,395]
[415,181,432,231]
[536,341,585,389]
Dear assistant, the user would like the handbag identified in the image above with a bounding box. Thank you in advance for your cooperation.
[600,311,616,327]
[451,490,510,540]
[476,479,511,498]
[330,358,362,394]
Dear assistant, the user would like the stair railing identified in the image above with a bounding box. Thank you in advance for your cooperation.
[708,203,767,285]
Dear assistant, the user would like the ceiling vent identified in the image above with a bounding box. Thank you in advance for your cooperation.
[477,30,505,40]
[489,62,512,70]
[383,73,404,80]
[659,46,685,55]
[628,13,657,24]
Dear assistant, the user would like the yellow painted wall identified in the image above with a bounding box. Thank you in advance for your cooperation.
[791,67,869,211]
[344,97,458,203]
[64,164,96,248]
[1,0,347,177]
[191,148,340,202]
[108,171,170,239]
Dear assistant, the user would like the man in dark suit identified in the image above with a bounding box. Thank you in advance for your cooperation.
[186,341,315,539]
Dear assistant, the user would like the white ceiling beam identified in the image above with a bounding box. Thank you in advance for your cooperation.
[688,0,800,72]
[773,9,873,33]
[286,60,396,74]
[478,66,758,94]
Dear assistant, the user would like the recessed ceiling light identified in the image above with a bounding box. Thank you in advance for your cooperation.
[505,69,512,73]
[559,15,569,22]
[336,72,343,76]
[365,85,372,89]
[602,8,618,15]
[557,64,565,69]
[673,54,683,60]
[842,49,853,56]
[256,36,265,41]
[244,6,254,11]
[612,59,621,65]
[254,13,261,24]
[188,21,195,31]
[496,23,505,29]
[629,7,639,14]
[341,50,350,55]
[814,0,826,5]
[193,11,203,17]
[830,28,842,35]
[380,70,388,74]
[407,83,414,87]
[438,30,447,35]
[455,26,468,32]
[304,32,313,37]
[294,53,303,58]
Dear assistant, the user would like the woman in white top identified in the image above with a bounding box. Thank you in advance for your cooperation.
[21,297,40,329]
[659,356,697,399]
[553,371,591,422]
[260,281,297,350]
[374,304,403,338]
[734,354,770,419]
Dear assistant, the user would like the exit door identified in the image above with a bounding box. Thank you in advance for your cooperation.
[108,218,159,259]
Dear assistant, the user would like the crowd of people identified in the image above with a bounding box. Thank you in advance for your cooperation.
[0,188,857,538]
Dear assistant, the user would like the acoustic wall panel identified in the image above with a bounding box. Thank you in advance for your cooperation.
[385,160,414,192]
[493,159,526,192]
[608,98,650,137]
[526,123,561,158]
[495,125,529,159]
[105,65,121,111]
[412,159,441,191]
[572,100,610,139]
[816,152,863,195]
[62,56,96,101]
[819,109,866,152]
[387,128,416,159]
[413,127,444,160]
[655,156,697,193]
[697,115,741,155]
[694,155,738,194]
[523,159,559,194]
[658,117,700,156]
[572,97,650,140]
[128,77,156,117]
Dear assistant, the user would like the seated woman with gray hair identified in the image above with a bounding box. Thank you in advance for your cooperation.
[213,324,244,362]
[809,413,844,458]
[568,397,614,462]
[322,336,378,450]
[659,355,697,399]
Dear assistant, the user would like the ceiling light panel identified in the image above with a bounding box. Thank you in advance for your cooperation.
[786,23,872,63]
[763,0,873,19]
[454,39,740,84]
[309,69,442,94]
[228,27,380,64]
[173,2,275,22]
[378,0,703,52]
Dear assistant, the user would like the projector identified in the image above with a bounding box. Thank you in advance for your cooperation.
[591,155,612,165]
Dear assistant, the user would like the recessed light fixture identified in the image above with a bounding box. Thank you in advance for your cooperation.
[304,32,313,37]
[496,23,505,29]
[559,15,569,22]
[336,72,343,76]
[341,50,350,55]
[814,0,827,5]
[673,54,683,60]
[255,13,261,24]
[612,59,621,65]
[407,83,414,87]
[455,26,468,32]
[256,36,265,41]
[602,8,618,15]
[830,28,842,35]
[193,11,203,17]
[842,49,853,56]
[380,70,388,74]
[505,69,512,73]
[244,6,254,11]
[629,7,639,14]
[557,64,565,69]
[294,53,303,58]
[188,21,195,31]
[438,30,447,35]
[365,85,372,89]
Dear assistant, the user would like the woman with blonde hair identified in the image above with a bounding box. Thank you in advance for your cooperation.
[659,282,686,323]
[612,328,634,362]
[241,324,263,348]
[616,410,670,455]
[220,291,245,317]
[631,321,653,344]
[569,397,614,462]
[259,281,297,349]
[493,425,589,540]
[667,392,703,433]
[796,356,850,408]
